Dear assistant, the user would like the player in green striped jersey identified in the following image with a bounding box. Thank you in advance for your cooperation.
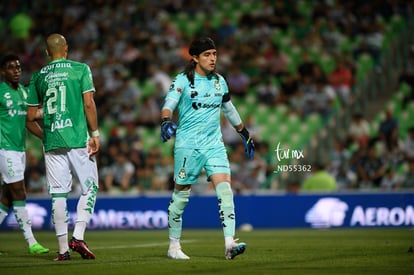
[27,34,100,261]
[0,54,49,254]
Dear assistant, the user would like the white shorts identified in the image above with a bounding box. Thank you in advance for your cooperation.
[45,148,98,195]
[0,149,25,184]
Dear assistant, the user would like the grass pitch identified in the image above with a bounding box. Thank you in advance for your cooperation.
[0,228,413,275]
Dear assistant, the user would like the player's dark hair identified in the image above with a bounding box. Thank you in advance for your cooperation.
[184,37,218,86]
[0,54,20,68]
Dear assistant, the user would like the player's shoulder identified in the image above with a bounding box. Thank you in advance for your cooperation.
[216,73,227,83]
[216,72,225,79]
[174,72,187,81]
[173,72,189,85]
[66,59,89,68]
[0,81,16,93]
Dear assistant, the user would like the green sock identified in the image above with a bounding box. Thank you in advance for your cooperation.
[215,182,235,238]
[168,189,190,239]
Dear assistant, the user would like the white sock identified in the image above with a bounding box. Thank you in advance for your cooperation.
[72,190,96,240]
[225,236,234,249]
[57,234,69,254]
[169,237,181,249]
[73,221,86,241]
[13,201,37,247]
[52,195,69,253]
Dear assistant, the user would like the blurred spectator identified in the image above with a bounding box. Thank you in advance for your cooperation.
[321,19,345,54]
[380,167,401,190]
[378,109,399,153]
[232,144,267,193]
[399,46,414,104]
[328,58,354,106]
[256,76,280,106]
[303,77,335,119]
[104,152,136,193]
[357,145,387,189]
[148,63,172,102]
[270,1,292,31]
[237,159,267,192]
[124,124,143,152]
[136,164,154,192]
[297,51,317,83]
[119,76,141,106]
[402,127,414,161]
[288,87,306,118]
[26,167,47,195]
[349,141,368,180]
[266,45,290,78]
[142,147,170,192]
[401,158,414,188]
[348,113,370,146]
[279,73,299,104]
[215,17,237,43]
[302,163,338,192]
[293,16,312,42]
[326,139,356,190]
[118,103,136,126]
[152,154,173,191]
[136,95,160,128]
[226,64,250,97]
[353,22,383,68]
[305,30,324,50]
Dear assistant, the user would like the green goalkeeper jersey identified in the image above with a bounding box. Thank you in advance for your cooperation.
[165,72,228,149]
[0,82,28,151]
[27,58,95,152]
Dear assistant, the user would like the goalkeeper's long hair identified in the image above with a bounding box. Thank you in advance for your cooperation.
[184,59,218,87]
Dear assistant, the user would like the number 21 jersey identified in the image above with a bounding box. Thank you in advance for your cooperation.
[28,58,95,152]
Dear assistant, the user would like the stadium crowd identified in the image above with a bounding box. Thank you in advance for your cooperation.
[1,0,414,195]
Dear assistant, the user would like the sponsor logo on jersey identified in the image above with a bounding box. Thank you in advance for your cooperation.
[190,91,198,98]
[51,118,73,132]
[40,63,72,73]
[45,72,69,82]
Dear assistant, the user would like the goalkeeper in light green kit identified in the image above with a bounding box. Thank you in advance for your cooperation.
[160,37,255,260]
[27,34,100,261]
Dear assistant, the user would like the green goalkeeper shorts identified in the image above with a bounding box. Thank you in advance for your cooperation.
[173,146,231,185]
